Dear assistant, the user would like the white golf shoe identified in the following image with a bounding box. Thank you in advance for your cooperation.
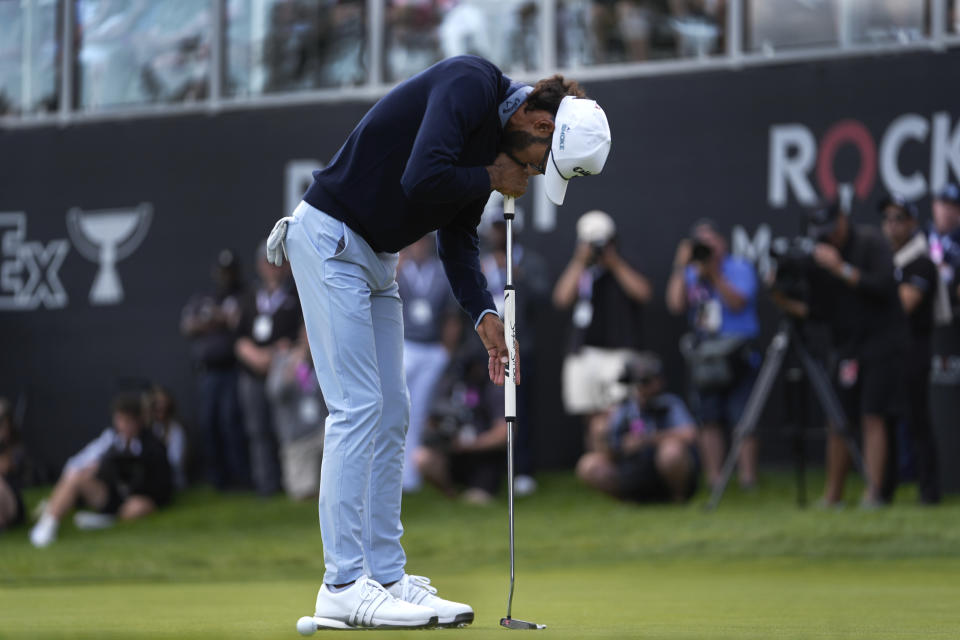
[312,575,438,630]
[387,574,474,628]
[29,514,58,548]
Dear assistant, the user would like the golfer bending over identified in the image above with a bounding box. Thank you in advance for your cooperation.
[267,55,610,630]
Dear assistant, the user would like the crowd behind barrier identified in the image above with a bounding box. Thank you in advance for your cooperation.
[3,0,960,117]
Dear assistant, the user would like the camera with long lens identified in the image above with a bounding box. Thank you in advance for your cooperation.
[423,398,472,451]
[768,235,817,296]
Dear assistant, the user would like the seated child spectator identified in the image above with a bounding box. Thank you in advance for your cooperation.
[414,344,507,505]
[0,397,26,531]
[29,393,172,547]
[265,324,327,500]
[149,385,188,490]
[576,353,700,503]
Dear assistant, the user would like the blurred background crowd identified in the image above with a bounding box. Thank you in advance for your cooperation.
[1,0,959,116]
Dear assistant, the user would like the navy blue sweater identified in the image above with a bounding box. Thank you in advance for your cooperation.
[304,56,512,325]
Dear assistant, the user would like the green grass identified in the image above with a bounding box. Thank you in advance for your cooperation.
[2,473,959,639]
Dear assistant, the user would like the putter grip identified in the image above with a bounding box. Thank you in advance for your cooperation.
[504,287,517,420]
[504,195,515,216]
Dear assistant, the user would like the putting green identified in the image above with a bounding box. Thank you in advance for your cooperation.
[2,474,958,639]
[3,560,959,639]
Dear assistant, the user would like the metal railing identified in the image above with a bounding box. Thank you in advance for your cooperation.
[2,0,958,129]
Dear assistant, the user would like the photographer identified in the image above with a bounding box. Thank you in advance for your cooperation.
[553,210,652,447]
[413,344,507,505]
[575,352,700,503]
[879,195,940,504]
[666,219,759,490]
[772,203,908,508]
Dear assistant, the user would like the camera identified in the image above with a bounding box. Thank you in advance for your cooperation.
[691,238,714,262]
[768,235,816,296]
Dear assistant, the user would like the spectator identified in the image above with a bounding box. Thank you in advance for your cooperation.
[265,324,327,500]
[29,393,173,548]
[554,210,652,451]
[235,241,302,496]
[0,398,26,531]
[879,195,940,504]
[773,204,908,508]
[928,182,960,325]
[588,0,657,63]
[181,249,249,490]
[481,213,550,494]
[666,218,759,490]
[413,344,508,504]
[397,234,462,492]
[149,385,188,491]
[385,0,443,81]
[576,352,700,503]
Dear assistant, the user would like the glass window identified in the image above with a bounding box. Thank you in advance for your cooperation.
[842,0,926,45]
[748,0,928,54]
[0,0,61,117]
[75,0,212,110]
[227,0,367,97]
[558,0,726,67]
[385,0,541,83]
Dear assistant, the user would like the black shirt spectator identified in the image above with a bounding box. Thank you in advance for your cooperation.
[236,280,302,372]
[581,270,645,351]
[898,249,938,340]
[776,204,909,507]
[880,195,941,504]
[807,222,908,362]
[234,243,302,496]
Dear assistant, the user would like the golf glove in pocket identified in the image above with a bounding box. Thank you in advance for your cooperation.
[267,216,295,266]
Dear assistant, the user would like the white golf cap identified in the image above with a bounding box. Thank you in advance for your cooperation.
[543,96,612,206]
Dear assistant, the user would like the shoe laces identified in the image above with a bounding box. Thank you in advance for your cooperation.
[402,575,437,599]
[358,576,393,601]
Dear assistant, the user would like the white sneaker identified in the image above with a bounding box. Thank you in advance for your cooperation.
[313,575,438,630]
[74,511,116,530]
[388,574,474,628]
[29,514,59,548]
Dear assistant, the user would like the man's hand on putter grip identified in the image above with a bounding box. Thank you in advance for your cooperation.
[477,313,520,386]
[486,152,533,198]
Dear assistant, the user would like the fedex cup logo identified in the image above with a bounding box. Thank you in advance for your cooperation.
[768,112,960,208]
[66,204,152,305]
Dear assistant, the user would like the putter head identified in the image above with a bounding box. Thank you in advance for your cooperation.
[500,617,546,630]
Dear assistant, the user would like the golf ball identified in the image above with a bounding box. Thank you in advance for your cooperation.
[296,616,316,636]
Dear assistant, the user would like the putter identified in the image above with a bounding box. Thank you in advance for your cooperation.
[499,196,546,631]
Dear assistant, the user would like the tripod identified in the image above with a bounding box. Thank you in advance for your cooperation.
[705,318,871,510]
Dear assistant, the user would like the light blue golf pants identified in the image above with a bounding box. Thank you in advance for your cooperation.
[284,201,408,586]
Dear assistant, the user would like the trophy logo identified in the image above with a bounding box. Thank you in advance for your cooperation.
[66,203,152,305]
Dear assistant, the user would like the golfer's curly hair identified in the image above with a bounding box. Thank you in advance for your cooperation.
[525,75,586,117]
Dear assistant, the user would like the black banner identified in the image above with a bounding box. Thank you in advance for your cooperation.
[3,49,959,488]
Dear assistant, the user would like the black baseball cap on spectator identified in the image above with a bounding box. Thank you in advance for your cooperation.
[806,203,843,240]
[876,194,919,219]
[935,182,960,207]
